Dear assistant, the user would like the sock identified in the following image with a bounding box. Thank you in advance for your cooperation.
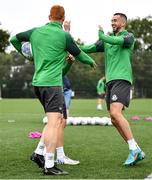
[34,141,45,155]
[43,147,46,158]
[135,142,141,151]
[97,104,102,109]
[56,147,65,159]
[45,153,54,168]
[127,139,138,150]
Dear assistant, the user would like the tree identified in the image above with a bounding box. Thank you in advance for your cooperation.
[0,25,10,52]
[68,52,104,98]
[127,16,152,52]
[127,16,152,97]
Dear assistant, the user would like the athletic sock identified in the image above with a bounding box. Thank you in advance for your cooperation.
[127,139,138,150]
[34,141,45,155]
[45,153,54,168]
[135,143,141,151]
[56,147,65,159]
[43,147,46,158]
[97,104,102,110]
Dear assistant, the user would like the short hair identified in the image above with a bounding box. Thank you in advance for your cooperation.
[50,5,65,21]
[114,13,127,22]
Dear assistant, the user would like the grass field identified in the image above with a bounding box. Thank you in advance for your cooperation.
[0,98,152,179]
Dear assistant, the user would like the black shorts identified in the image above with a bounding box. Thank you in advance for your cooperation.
[106,80,131,110]
[34,86,67,119]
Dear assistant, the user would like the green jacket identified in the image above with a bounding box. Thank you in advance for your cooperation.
[10,21,95,87]
[80,30,134,84]
[97,79,105,94]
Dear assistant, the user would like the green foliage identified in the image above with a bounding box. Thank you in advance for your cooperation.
[0,51,34,98]
[0,53,12,85]
[68,52,105,97]
[0,28,10,52]
[127,16,152,51]
[132,51,152,97]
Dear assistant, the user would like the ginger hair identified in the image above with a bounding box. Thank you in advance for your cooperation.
[49,5,65,21]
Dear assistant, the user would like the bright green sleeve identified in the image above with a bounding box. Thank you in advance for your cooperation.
[97,81,100,90]
[97,80,105,93]
[80,40,104,53]
[79,44,97,53]
[76,51,95,67]
[98,30,124,45]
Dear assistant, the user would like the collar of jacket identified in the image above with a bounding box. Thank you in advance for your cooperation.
[48,21,63,29]
[112,30,128,36]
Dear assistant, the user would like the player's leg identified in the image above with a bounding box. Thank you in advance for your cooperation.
[97,93,102,110]
[31,87,68,175]
[56,98,80,165]
[107,80,145,166]
[31,126,46,168]
[30,87,46,168]
[64,89,72,117]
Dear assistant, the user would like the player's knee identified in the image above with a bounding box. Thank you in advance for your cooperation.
[47,116,62,128]
[109,109,120,121]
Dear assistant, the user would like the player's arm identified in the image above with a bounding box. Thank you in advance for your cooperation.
[63,20,103,53]
[62,54,75,76]
[10,28,35,54]
[65,33,97,69]
[98,28,134,47]
[79,40,104,53]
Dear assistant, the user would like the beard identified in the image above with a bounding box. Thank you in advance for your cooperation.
[112,26,121,34]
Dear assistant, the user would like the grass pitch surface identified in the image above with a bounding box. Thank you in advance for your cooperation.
[0,99,152,179]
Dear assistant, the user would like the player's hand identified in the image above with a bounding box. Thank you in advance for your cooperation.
[64,21,71,32]
[98,25,103,31]
[91,61,97,69]
[67,54,75,63]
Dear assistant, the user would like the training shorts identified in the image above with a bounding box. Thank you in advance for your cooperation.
[34,86,67,119]
[106,80,131,110]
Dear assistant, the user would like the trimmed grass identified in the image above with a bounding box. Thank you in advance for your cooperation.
[0,98,152,179]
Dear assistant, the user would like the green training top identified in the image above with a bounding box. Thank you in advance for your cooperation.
[80,30,134,84]
[10,21,95,87]
[97,79,105,94]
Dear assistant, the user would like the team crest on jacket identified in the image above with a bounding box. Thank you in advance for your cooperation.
[111,94,118,101]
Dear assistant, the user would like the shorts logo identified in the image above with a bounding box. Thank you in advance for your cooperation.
[111,94,118,101]
[59,107,62,111]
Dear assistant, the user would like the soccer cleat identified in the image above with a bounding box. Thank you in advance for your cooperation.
[124,149,145,166]
[43,166,69,175]
[56,156,80,165]
[135,150,145,163]
[30,152,45,168]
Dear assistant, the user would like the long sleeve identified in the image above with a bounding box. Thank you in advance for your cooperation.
[65,32,96,67]
[98,30,134,48]
[80,40,104,53]
[10,28,35,54]
[75,51,95,67]
[80,44,97,53]
[98,30,124,45]
[10,36,22,53]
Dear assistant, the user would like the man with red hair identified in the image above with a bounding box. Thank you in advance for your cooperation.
[10,5,96,175]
